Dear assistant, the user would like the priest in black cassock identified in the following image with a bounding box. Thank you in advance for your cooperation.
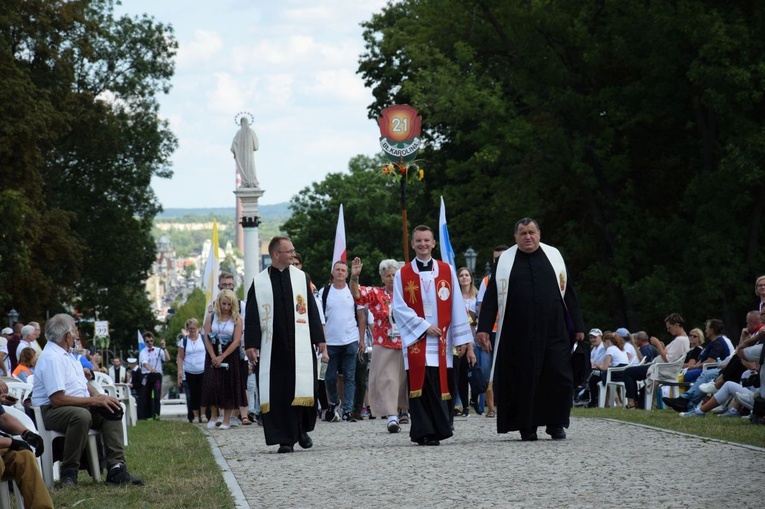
[477,218,585,442]
[244,236,327,453]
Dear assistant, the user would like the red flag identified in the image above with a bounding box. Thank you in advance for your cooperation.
[331,204,346,270]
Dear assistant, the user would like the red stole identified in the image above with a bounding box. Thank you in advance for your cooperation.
[400,261,452,400]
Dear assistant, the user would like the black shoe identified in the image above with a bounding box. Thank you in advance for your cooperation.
[325,404,339,422]
[342,412,356,422]
[59,467,78,487]
[520,429,538,441]
[662,397,690,413]
[277,444,294,453]
[298,433,313,449]
[105,464,144,486]
[425,437,440,446]
[546,425,566,440]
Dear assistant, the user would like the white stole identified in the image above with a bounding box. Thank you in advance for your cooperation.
[254,265,314,414]
[489,243,568,387]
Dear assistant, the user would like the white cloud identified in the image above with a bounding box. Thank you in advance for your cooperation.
[206,72,256,113]
[177,29,223,69]
[302,69,368,102]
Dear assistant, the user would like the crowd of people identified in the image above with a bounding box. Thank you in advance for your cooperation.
[0,217,761,506]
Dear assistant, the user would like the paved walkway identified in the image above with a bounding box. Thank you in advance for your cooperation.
[204,413,765,509]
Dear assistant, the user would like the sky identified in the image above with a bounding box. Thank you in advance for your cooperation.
[114,0,388,209]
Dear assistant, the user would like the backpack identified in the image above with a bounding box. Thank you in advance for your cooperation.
[321,286,359,325]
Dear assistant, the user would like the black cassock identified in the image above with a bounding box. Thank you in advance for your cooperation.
[245,267,324,446]
[478,248,584,432]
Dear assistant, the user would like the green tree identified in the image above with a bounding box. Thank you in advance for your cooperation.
[283,154,432,288]
[1,0,177,351]
[359,1,765,333]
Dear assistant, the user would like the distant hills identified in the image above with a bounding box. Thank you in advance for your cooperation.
[157,202,291,219]
[153,202,292,257]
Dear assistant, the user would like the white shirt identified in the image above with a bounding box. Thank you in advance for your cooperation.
[16,340,30,361]
[139,345,167,374]
[0,344,9,375]
[32,341,90,406]
[392,259,473,369]
[605,345,629,367]
[324,285,361,346]
[178,335,205,375]
[590,342,606,365]
[624,342,639,366]
[664,335,690,363]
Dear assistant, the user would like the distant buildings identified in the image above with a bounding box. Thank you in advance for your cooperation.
[144,234,246,320]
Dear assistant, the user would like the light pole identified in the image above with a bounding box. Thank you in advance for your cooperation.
[464,247,477,274]
[7,309,19,327]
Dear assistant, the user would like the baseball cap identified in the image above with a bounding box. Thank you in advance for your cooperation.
[616,327,630,338]
[588,328,603,337]
[1,327,12,335]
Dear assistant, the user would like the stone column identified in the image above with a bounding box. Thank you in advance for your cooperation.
[234,186,265,294]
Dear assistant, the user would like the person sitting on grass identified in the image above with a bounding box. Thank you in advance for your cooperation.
[680,372,758,418]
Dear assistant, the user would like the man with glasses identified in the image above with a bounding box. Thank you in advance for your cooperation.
[139,331,170,420]
[622,313,690,409]
[32,313,143,487]
[244,236,327,453]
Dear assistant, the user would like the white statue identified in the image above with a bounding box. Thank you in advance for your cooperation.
[231,113,259,187]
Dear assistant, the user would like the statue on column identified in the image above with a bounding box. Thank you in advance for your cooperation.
[232,112,259,188]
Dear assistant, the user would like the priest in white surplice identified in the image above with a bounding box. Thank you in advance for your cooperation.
[244,236,327,453]
[392,225,473,446]
[477,218,585,442]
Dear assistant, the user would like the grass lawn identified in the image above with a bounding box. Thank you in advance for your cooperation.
[572,406,765,448]
[50,420,234,509]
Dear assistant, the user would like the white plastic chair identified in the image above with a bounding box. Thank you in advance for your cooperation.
[4,381,32,410]
[93,372,115,386]
[644,357,686,410]
[31,406,102,489]
[114,383,137,427]
[0,405,41,509]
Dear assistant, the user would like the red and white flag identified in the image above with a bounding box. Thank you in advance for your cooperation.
[331,204,346,270]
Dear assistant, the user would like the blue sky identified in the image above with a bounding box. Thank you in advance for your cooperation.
[115,0,387,208]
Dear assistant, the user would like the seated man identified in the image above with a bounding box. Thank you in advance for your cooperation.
[31,313,143,487]
[0,403,52,508]
[623,314,690,408]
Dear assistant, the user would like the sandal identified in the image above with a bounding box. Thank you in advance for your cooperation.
[241,417,253,425]
[486,410,496,418]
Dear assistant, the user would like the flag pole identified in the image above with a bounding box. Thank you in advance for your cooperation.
[400,159,409,263]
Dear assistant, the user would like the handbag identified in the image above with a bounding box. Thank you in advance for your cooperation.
[467,362,487,396]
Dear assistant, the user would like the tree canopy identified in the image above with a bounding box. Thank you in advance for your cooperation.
[0,0,177,350]
[340,0,764,335]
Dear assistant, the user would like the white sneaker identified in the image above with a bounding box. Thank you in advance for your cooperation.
[718,408,739,417]
[229,417,241,427]
[206,421,216,429]
[680,406,705,418]
[699,382,718,395]
[735,392,754,410]
[710,404,727,414]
